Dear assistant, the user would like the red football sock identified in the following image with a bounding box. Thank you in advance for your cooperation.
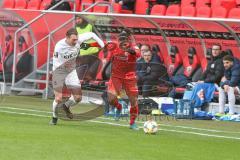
[113,98,122,110]
[130,105,139,125]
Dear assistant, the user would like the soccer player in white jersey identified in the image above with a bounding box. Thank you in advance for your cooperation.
[50,28,104,125]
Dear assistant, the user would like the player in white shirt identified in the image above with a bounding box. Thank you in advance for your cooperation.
[50,28,104,125]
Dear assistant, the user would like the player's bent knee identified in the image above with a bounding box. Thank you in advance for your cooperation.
[55,97,63,104]
[74,97,82,103]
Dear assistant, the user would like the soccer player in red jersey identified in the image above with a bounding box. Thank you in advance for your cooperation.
[107,29,139,130]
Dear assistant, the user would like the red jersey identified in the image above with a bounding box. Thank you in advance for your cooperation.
[109,46,137,79]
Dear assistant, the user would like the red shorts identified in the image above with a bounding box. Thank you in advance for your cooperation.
[108,77,138,97]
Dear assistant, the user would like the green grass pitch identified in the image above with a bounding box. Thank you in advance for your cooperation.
[0,95,240,160]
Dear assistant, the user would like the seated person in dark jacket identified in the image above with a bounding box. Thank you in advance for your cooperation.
[137,49,166,97]
[189,43,226,108]
[199,43,226,84]
[219,55,240,115]
[115,0,136,11]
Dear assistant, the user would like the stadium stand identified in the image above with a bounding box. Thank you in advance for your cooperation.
[181,5,196,17]
[196,0,211,8]
[168,46,183,76]
[40,0,52,10]
[196,6,211,17]
[228,7,240,18]
[93,0,109,13]
[181,0,196,7]
[27,0,41,10]
[150,4,167,15]
[211,6,228,18]
[165,4,181,16]
[81,0,94,11]
[211,0,222,8]
[134,0,149,14]
[2,0,15,9]
[15,0,28,9]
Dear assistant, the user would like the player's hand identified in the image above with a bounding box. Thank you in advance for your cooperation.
[126,48,136,55]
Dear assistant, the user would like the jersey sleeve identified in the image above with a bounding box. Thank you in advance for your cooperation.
[78,32,105,48]
[53,42,61,58]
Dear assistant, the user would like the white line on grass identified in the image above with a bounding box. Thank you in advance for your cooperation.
[0,110,50,118]
[99,117,240,134]
[0,106,52,113]
[1,106,240,134]
[89,119,240,140]
[1,109,240,140]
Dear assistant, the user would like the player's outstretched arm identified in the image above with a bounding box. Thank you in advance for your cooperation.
[78,32,105,48]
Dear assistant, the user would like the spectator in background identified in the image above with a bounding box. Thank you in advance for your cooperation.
[46,0,71,11]
[219,55,240,115]
[199,44,226,84]
[188,43,226,109]
[115,0,136,11]
[75,15,103,81]
[139,44,161,62]
[137,49,166,97]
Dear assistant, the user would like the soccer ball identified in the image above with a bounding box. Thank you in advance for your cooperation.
[143,120,158,134]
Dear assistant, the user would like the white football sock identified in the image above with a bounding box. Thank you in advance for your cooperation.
[52,100,59,118]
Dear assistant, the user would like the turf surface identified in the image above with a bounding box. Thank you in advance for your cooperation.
[0,95,239,160]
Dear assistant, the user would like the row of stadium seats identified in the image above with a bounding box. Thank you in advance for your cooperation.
[2,0,240,19]
[151,4,240,18]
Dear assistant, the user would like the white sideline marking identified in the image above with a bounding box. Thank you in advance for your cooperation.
[0,106,52,114]
[1,106,240,134]
[0,110,50,118]
[89,120,240,140]
[99,117,240,134]
[1,110,240,140]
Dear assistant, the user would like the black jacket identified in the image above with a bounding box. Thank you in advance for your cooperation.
[115,0,136,10]
[136,55,168,84]
[221,58,240,88]
[46,0,71,11]
[200,52,226,84]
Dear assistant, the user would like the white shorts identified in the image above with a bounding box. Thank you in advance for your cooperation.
[52,69,81,91]
[65,69,81,88]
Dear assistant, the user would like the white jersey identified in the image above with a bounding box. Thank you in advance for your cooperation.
[53,32,104,71]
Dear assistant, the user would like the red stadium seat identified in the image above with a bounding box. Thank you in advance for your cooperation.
[167,46,183,76]
[39,0,52,10]
[183,47,200,78]
[166,4,181,16]
[27,0,41,10]
[135,0,149,14]
[81,0,94,12]
[181,0,196,7]
[196,6,211,17]
[15,0,28,9]
[211,6,228,18]
[93,0,108,13]
[196,0,211,7]
[2,0,15,9]
[211,0,222,8]
[228,8,240,18]
[74,0,81,11]
[237,0,240,7]
[112,1,133,14]
[221,0,236,12]
[150,4,167,15]
[181,6,196,17]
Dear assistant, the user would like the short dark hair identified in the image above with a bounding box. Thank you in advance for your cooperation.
[212,43,222,50]
[141,44,151,51]
[223,55,234,62]
[66,28,78,37]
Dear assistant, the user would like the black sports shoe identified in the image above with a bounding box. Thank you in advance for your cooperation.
[62,104,73,119]
[50,117,58,125]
